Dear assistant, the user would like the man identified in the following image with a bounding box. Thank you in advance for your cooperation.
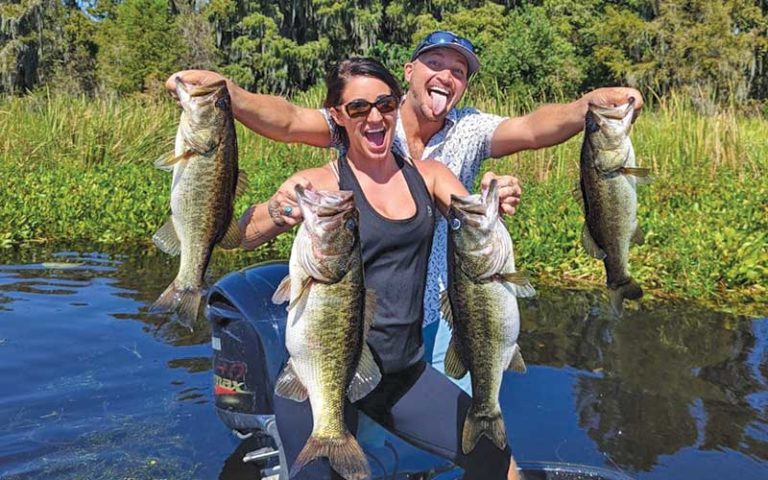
[166,30,642,389]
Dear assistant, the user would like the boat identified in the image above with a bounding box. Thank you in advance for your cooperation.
[206,261,634,480]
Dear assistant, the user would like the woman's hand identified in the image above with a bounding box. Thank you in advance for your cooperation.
[165,70,228,101]
[267,175,314,227]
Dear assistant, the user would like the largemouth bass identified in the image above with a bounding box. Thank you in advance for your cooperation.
[271,185,380,480]
[580,99,650,316]
[150,77,246,328]
[442,179,534,455]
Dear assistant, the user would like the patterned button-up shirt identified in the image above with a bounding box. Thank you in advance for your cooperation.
[321,106,506,326]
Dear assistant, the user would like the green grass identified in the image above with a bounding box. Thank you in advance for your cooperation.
[1,89,765,315]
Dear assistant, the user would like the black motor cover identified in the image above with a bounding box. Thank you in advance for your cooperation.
[206,261,289,433]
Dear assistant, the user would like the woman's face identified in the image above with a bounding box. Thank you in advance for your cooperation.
[330,76,398,163]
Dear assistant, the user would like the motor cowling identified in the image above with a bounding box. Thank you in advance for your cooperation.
[206,261,289,433]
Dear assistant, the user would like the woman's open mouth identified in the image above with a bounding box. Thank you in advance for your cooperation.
[364,128,386,148]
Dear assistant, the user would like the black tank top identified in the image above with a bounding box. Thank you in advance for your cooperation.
[337,154,435,373]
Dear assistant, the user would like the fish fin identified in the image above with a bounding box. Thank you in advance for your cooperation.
[571,181,584,209]
[291,432,370,480]
[439,289,453,328]
[275,360,308,402]
[149,282,201,331]
[235,170,249,198]
[462,408,507,455]
[271,275,292,305]
[581,224,607,260]
[620,166,653,185]
[152,219,181,256]
[347,343,382,403]
[608,279,643,317]
[218,219,242,250]
[444,339,467,379]
[287,277,314,311]
[498,272,536,298]
[363,289,377,334]
[507,344,527,373]
[154,150,191,171]
[631,226,645,245]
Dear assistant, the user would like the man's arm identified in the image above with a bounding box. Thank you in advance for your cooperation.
[490,87,643,157]
[166,70,332,147]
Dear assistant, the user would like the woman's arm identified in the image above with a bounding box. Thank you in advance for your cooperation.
[238,166,338,250]
[166,70,332,147]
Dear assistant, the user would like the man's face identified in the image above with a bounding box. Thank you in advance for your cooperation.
[404,48,470,122]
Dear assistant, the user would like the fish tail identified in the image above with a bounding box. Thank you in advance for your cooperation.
[608,278,643,316]
[462,407,508,455]
[291,432,370,480]
[150,282,202,330]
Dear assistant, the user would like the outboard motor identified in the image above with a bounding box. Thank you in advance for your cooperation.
[206,261,290,479]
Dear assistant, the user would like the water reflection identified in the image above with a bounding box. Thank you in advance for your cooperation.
[518,290,767,473]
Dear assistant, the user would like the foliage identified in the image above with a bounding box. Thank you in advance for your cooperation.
[591,0,768,106]
[1,90,766,315]
[2,0,768,105]
[95,0,185,94]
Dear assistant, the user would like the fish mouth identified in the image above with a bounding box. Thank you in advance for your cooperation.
[295,186,356,231]
[588,97,635,120]
[449,196,490,230]
[175,77,227,99]
[296,186,354,214]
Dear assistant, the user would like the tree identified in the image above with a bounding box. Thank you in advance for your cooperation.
[95,0,184,94]
[591,0,767,105]
[0,0,62,94]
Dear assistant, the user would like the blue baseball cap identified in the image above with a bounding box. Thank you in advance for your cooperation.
[410,31,480,76]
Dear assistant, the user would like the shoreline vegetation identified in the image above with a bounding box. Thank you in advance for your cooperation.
[1,90,766,317]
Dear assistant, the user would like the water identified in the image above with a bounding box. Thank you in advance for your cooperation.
[0,246,765,480]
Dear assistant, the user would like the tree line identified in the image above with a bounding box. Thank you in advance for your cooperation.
[2,0,767,107]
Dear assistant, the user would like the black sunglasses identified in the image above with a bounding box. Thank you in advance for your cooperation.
[342,94,399,119]
[417,31,476,54]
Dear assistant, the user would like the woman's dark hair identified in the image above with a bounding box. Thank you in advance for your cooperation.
[323,57,403,147]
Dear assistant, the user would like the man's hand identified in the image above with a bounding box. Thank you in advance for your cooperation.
[585,87,644,120]
[481,172,521,216]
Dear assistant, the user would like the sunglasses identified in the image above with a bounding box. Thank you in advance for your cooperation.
[416,31,476,55]
[342,94,399,119]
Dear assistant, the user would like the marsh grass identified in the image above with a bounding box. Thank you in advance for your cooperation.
[1,89,765,313]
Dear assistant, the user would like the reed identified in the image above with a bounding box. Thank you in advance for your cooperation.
[1,89,765,313]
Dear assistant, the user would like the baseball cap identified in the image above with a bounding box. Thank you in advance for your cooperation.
[410,31,480,76]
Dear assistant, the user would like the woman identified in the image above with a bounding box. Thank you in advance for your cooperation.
[242,57,518,480]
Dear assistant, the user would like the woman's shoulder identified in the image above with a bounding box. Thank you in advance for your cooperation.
[413,158,452,178]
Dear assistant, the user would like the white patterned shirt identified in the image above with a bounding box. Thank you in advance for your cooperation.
[321,106,506,326]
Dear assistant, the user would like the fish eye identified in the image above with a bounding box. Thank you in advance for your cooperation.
[450,217,461,230]
[215,96,229,109]
[345,218,356,230]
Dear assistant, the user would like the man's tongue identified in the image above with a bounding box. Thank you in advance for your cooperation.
[430,91,448,116]
[365,131,385,147]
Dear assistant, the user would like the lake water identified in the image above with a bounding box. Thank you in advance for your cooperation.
[0,246,765,480]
